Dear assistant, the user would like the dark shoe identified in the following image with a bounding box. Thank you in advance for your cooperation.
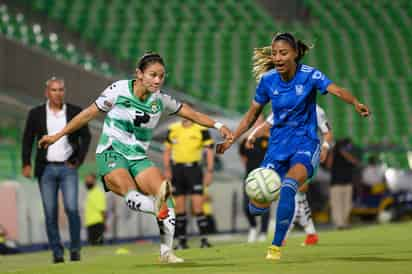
[53,256,64,264]
[70,251,81,262]
[174,239,189,250]
[200,238,212,248]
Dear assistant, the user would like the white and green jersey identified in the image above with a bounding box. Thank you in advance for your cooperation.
[95,80,182,160]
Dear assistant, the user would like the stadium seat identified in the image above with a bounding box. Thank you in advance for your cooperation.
[6,0,412,167]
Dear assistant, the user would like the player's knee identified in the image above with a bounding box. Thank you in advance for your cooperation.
[248,202,269,216]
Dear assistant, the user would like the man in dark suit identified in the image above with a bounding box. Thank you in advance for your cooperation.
[22,77,91,263]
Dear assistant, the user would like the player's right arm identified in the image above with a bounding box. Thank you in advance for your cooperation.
[38,82,119,148]
[217,102,264,154]
[38,104,101,148]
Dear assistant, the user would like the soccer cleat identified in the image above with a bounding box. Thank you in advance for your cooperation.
[53,256,64,264]
[159,251,184,263]
[70,251,81,262]
[302,234,318,246]
[174,239,189,250]
[157,207,169,220]
[247,228,257,243]
[155,181,172,215]
[200,238,212,248]
[265,245,281,261]
[257,233,267,242]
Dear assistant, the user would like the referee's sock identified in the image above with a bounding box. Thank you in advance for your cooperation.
[175,213,187,243]
[195,213,209,238]
[272,178,299,247]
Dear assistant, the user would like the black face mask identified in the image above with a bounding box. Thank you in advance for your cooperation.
[85,183,94,190]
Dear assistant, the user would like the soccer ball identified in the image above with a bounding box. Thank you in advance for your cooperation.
[245,168,281,204]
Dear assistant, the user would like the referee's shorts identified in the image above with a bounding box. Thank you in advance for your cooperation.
[171,162,203,195]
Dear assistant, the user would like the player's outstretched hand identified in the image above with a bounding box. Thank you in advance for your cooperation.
[219,126,234,144]
[216,141,232,154]
[38,134,60,149]
[355,102,370,117]
[245,136,256,149]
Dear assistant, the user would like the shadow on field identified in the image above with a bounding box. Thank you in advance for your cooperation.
[331,257,412,262]
[135,262,236,269]
[275,256,411,265]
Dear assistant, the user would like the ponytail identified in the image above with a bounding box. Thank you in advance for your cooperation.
[295,40,310,63]
[252,46,274,82]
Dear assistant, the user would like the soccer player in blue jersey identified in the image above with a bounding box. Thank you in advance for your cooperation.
[217,32,370,260]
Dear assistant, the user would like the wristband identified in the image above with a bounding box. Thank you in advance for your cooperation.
[214,122,223,130]
[322,142,331,150]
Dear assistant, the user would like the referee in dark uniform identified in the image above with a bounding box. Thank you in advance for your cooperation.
[163,117,214,249]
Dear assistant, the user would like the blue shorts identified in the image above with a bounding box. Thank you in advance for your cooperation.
[260,138,320,181]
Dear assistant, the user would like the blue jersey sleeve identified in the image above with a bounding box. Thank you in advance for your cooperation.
[311,69,332,95]
[254,77,270,105]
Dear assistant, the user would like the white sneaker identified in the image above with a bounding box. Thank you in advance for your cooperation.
[247,228,257,243]
[155,181,172,214]
[159,251,184,263]
[258,233,267,242]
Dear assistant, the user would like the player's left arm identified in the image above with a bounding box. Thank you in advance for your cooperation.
[177,104,233,142]
[326,83,370,117]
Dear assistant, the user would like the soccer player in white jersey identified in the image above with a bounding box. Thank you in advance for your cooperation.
[39,52,233,263]
[245,105,333,246]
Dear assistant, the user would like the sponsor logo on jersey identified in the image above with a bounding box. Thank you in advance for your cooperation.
[312,71,324,80]
[297,150,312,157]
[295,85,304,95]
[301,64,313,72]
[273,89,279,95]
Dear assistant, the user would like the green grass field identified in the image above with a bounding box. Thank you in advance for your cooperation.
[2,222,412,274]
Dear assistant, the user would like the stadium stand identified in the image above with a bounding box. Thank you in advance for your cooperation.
[2,0,411,168]
[0,2,116,76]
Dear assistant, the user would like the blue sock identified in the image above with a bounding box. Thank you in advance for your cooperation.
[248,202,270,216]
[272,178,299,246]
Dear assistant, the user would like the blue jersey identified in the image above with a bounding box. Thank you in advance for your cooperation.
[254,64,332,160]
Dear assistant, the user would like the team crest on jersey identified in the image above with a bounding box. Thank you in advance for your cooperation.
[295,85,304,95]
[273,89,279,96]
[151,102,159,112]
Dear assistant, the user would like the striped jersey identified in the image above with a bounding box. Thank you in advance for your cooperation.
[95,80,182,160]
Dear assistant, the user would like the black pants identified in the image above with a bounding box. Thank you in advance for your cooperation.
[87,223,105,245]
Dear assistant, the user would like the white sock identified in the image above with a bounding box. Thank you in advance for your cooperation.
[304,219,316,235]
[296,193,317,234]
[124,190,156,215]
[158,208,176,255]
